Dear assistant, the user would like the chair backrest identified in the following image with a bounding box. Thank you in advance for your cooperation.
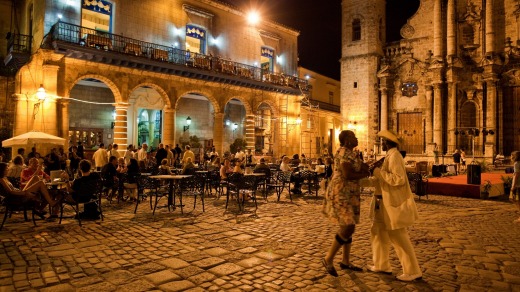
[406,172,427,197]
[300,170,317,181]
[279,171,292,183]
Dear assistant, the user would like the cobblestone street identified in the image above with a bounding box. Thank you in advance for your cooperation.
[1,191,520,291]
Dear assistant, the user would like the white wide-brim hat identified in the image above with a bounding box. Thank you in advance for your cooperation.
[377,129,402,146]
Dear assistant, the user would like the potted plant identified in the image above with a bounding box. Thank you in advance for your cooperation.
[481,180,492,199]
[502,175,513,198]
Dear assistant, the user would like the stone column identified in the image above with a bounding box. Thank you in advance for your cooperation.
[447,0,457,56]
[380,88,388,132]
[433,0,443,57]
[433,83,443,150]
[425,86,433,145]
[486,79,497,147]
[114,103,129,155]
[13,94,29,136]
[59,99,70,151]
[162,108,175,147]
[41,65,60,135]
[447,82,457,153]
[245,114,255,150]
[213,112,224,155]
[485,0,495,54]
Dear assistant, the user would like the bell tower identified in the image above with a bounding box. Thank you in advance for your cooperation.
[340,0,386,151]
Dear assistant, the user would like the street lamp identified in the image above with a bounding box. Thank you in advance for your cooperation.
[247,11,260,25]
[296,115,302,125]
[232,123,238,131]
[184,116,192,132]
[36,84,46,101]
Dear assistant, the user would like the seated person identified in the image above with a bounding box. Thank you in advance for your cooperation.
[254,158,271,177]
[244,149,256,166]
[65,160,101,220]
[298,158,310,170]
[116,157,127,174]
[20,158,50,189]
[7,155,25,179]
[124,158,141,200]
[291,154,301,167]
[279,156,292,172]
[233,159,244,174]
[0,162,58,218]
[101,156,119,195]
[158,158,172,175]
[209,157,221,171]
[220,158,233,180]
[182,157,196,175]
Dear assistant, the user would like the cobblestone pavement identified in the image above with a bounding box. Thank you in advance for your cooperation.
[1,189,520,292]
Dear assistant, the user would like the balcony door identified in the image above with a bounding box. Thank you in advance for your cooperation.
[81,0,112,33]
[261,47,274,75]
[186,25,206,54]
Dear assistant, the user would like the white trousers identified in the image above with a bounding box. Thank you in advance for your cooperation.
[370,203,421,275]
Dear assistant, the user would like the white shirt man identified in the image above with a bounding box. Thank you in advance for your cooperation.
[92,144,108,171]
[235,148,245,162]
[182,145,195,166]
[124,145,134,165]
[109,144,122,159]
[166,145,174,166]
[137,144,148,163]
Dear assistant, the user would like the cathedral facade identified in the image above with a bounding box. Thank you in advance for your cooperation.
[342,0,520,161]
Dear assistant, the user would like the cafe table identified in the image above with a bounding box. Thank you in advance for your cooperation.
[149,175,191,211]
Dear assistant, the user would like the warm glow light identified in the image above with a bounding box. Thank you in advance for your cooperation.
[36,84,46,101]
[296,115,302,125]
[247,11,260,25]
[186,116,192,126]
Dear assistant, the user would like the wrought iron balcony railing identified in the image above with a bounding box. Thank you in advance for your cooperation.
[6,33,32,54]
[49,22,309,91]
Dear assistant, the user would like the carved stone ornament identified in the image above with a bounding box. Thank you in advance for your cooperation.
[400,23,415,39]
[401,81,419,97]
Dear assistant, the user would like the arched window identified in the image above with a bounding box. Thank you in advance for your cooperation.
[352,19,361,41]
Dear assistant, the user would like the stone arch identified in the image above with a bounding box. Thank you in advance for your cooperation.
[65,74,122,103]
[129,83,171,108]
[255,99,279,117]
[224,96,253,116]
[174,89,220,114]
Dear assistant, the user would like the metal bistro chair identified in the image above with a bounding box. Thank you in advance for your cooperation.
[180,174,205,213]
[299,170,319,197]
[266,171,287,202]
[407,172,429,200]
[0,183,39,230]
[253,168,271,201]
[134,175,156,214]
[226,173,259,212]
[59,178,104,227]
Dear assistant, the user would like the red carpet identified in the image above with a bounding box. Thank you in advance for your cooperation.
[427,173,512,199]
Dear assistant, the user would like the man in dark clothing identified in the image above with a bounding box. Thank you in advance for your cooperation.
[155,143,168,168]
[68,160,101,219]
[174,144,182,164]
[101,156,119,196]
[77,142,84,159]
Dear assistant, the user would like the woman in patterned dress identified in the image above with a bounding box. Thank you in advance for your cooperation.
[321,130,370,277]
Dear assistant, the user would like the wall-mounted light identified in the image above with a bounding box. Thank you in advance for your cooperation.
[247,11,260,25]
[232,123,238,131]
[225,119,231,126]
[184,116,192,132]
[36,84,46,101]
[112,110,116,121]
[295,115,302,125]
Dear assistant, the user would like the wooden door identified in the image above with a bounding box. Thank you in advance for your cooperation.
[397,112,424,154]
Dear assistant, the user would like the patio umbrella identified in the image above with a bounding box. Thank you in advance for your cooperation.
[2,131,66,147]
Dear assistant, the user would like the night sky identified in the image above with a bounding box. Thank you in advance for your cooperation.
[223,0,342,80]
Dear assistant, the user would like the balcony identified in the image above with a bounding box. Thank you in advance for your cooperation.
[3,33,32,76]
[46,22,309,95]
[301,99,340,113]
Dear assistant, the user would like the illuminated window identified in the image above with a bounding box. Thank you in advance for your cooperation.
[352,19,361,41]
[81,0,112,34]
[261,47,274,74]
[186,25,206,54]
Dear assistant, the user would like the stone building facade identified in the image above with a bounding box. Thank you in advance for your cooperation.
[342,0,520,162]
[0,0,317,159]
